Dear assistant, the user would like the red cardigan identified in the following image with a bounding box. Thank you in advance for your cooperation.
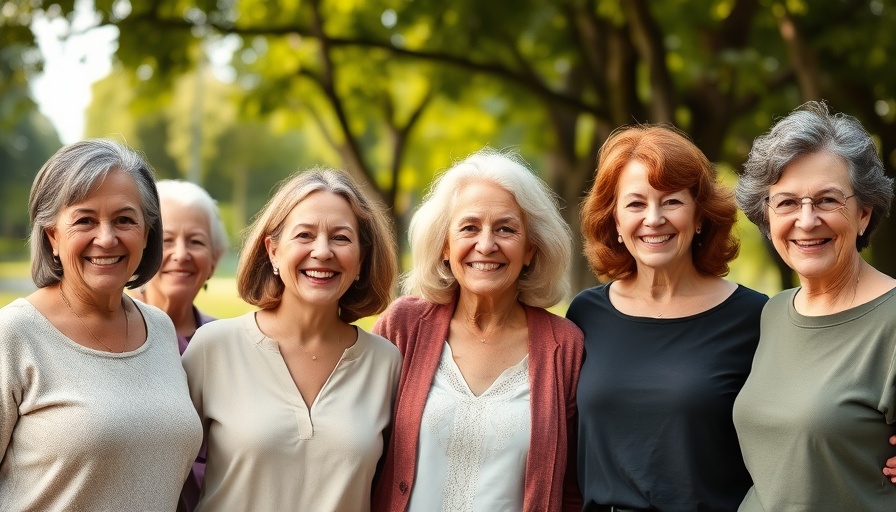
[372,296,584,512]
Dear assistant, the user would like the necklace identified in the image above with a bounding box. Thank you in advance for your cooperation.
[274,314,344,361]
[59,286,129,353]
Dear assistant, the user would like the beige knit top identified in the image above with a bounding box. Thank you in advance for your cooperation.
[0,298,203,511]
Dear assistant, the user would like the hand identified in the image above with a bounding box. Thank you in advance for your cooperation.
[884,435,896,484]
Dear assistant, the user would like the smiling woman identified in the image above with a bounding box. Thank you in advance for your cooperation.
[181,167,400,511]
[733,101,896,511]
[0,139,202,511]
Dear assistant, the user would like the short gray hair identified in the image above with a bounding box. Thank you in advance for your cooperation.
[28,138,162,288]
[155,180,228,263]
[736,101,894,250]
[404,148,572,307]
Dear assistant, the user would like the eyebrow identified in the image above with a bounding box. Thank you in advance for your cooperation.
[456,215,521,225]
[290,222,357,233]
[770,187,847,197]
[70,206,140,216]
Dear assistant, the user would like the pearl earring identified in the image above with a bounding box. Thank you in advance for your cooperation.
[617,234,623,244]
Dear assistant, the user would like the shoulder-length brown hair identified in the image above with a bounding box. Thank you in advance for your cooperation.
[581,124,739,281]
[237,168,396,322]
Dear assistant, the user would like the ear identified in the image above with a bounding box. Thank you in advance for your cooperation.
[45,226,59,255]
[264,236,278,265]
[859,206,872,234]
[524,244,536,266]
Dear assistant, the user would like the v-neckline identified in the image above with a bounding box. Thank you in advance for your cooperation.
[441,341,529,398]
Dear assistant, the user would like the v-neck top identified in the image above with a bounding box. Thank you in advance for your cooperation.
[408,342,531,512]
[181,311,402,512]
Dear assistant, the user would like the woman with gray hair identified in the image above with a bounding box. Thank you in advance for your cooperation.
[0,139,202,510]
[372,148,584,511]
[733,101,896,510]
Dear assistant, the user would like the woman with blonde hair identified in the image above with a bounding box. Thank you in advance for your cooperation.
[182,168,400,511]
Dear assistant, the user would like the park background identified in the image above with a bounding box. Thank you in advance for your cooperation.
[2,0,895,322]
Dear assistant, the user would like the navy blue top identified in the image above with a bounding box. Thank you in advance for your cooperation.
[567,283,767,512]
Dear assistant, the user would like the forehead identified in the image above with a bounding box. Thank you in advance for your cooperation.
[161,199,211,231]
[285,190,358,227]
[772,151,851,192]
[616,160,691,198]
[452,180,523,217]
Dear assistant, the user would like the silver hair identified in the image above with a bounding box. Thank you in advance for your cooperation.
[403,147,572,307]
[735,101,893,250]
[28,139,162,288]
[155,180,228,263]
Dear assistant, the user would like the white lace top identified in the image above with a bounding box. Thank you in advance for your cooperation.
[407,341,531,512]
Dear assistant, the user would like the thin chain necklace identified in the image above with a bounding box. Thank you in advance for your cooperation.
[59,286,129,353]
[274,314,343,361]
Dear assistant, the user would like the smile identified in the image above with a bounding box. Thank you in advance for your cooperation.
[87,256,123,265]
[640,234,674,243]
[791,238,830,247]
[303,270,336,279]
[468,262,502,271]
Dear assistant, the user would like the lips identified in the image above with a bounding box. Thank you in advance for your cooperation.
[303,269,336,279]
[87,256,123,265]
[792,238,830,247]
[468,262,501,271]
[640,234,673,243]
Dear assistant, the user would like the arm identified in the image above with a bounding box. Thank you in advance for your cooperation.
[561,327,585,512]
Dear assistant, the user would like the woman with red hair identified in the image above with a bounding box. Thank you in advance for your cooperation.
[567,125,766,511]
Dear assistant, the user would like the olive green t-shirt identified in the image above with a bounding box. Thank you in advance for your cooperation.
[733,287,896,511]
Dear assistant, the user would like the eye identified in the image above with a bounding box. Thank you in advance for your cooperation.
[332,234,352,243]
[773,197,799,209]
[816,195,841,206]
[190,238,207,247]
[73,216,94,225]
[116,216,137,225]
[294,231,313,240]
[460,224,478,233]
[625,201,646,210]
[662,198,684,209]
[497,226,518,234]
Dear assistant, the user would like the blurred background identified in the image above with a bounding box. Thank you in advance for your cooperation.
[2,0,895,317]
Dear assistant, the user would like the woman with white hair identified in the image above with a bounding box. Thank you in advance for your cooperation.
[132,180,228,354]
[372,148,584,511]
[130,179,227,511]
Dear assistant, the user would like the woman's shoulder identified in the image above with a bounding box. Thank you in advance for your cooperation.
[357,327,401,361]
[382,295,440,317]
[189,312,260,349]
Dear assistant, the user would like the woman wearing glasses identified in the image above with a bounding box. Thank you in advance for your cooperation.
[734,101,896,510]
[568,125,767,511]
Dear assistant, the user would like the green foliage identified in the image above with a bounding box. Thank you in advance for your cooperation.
[6,0,896,292]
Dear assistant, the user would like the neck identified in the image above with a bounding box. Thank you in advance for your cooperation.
[455,291,523,331]
[138,287,196,334]
[799,257,865,312]
[60,282,123,315]
[271,298,345,341]
[628,263,706,302]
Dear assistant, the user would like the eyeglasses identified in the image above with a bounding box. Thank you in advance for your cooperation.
[765,191,856,216]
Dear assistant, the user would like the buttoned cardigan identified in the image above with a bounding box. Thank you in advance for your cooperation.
[372,295,584,512]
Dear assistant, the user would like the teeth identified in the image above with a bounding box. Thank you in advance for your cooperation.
[470,262,500,271]
[305,270,335,278]
[794,239,826,247]
[169,271,192,277]
[90,257,119,265]
[641,235,672,243]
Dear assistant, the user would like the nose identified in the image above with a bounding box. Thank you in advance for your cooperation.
[311,235,333,260]
[794,200,821,230]
[475,230,497,254]
[644,203,666,226]
[94,221,119,248]
[171,238,190,261]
